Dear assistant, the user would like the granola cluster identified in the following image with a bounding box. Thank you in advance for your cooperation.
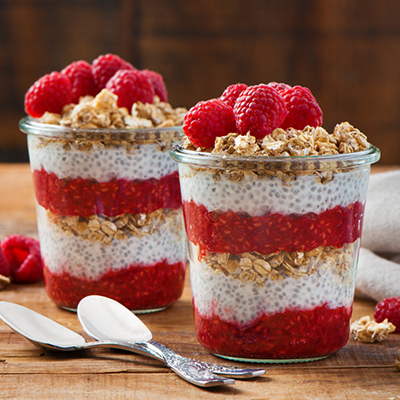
[350,316,396,343]
[40,89,187,130]
[204,243,354,285]
[183,122,369,157]
[48,209,181,245]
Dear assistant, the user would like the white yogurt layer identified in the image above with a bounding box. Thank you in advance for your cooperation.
[190,241,359,325]
[28,135,178,182]
[36,205,187,279]
[179,164,370,216]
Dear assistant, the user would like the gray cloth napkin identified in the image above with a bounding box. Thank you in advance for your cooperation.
[355,170,400,301]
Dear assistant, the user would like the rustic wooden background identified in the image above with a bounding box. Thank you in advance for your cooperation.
[1,0,399,164]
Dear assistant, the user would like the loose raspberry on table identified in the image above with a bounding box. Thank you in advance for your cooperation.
[106,69,155,109]
[280,85,323,130]
[374,297,400,333]
[141,69,168,102]
[267,81,292,92]
[24,72,72,118]
[0,245,10,278]
[233,84,287,139]
[219,83,248,109]
[61,60,98,104]
[183,99,236,147]
[1,234,43,283]
[92,53,135,91]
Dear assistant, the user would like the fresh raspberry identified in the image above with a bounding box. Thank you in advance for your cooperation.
[233,84,287,139]
[280,85,323,130]
[267,82,292,92]
[0,245,10,278]
[61,60,97,103]
[1,234,43,283]
[92,53,135,91]
[183,99,236,147]
[141,69,168,102]
[106,69,155,109]
[219,83,248,108]
[24,72,72,118]
[374,297,400,333]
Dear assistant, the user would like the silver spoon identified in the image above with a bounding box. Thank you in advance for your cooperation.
[0,301,233,387]
[77,295,266,380]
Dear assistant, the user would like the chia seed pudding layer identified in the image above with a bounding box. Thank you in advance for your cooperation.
[28,134,178,182]
[179,165,369,216]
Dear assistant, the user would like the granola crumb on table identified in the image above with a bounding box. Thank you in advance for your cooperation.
[350,316,396,343]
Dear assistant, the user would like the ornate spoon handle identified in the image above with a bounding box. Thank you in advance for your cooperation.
[147,341,265,379]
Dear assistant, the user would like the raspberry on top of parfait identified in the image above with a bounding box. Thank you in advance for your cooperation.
[24,53,173,121]
[182,81,369,155]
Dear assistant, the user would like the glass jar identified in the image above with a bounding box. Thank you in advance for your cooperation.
[20,117,187,312]
[171,145,380,362]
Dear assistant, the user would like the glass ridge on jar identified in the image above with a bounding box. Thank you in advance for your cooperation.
[171,144,380,363]
[20,117,187,312]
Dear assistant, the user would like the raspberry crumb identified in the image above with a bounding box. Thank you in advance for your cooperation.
[1,234,43,283]
[374,297,400,333]
[183,99,236,148]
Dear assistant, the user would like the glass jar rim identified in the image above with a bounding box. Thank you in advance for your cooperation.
[170,143,381,171]
[19,116,183,141]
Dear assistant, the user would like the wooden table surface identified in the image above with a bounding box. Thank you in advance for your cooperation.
[0,163,399,399]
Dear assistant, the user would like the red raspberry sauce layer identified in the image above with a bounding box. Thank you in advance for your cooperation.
[32,169,182,217]
[43,260,186,310]
[183,200,364,255]
[193,302,352,360]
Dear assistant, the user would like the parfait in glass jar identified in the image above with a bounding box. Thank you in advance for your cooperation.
[171,83,380,362]
[20,54,188,312]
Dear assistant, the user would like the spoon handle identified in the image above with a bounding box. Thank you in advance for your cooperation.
[146,341,265,379]
[88,339,265,379]
[85,341,234,387]
[135,341,234,387]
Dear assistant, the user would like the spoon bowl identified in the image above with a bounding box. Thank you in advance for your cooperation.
[77,295,152,343]
[0,301,86,351]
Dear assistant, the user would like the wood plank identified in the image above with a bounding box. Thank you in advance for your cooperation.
[1,367,400,400]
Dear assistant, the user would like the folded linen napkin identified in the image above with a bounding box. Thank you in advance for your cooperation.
[356,170,400,301]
